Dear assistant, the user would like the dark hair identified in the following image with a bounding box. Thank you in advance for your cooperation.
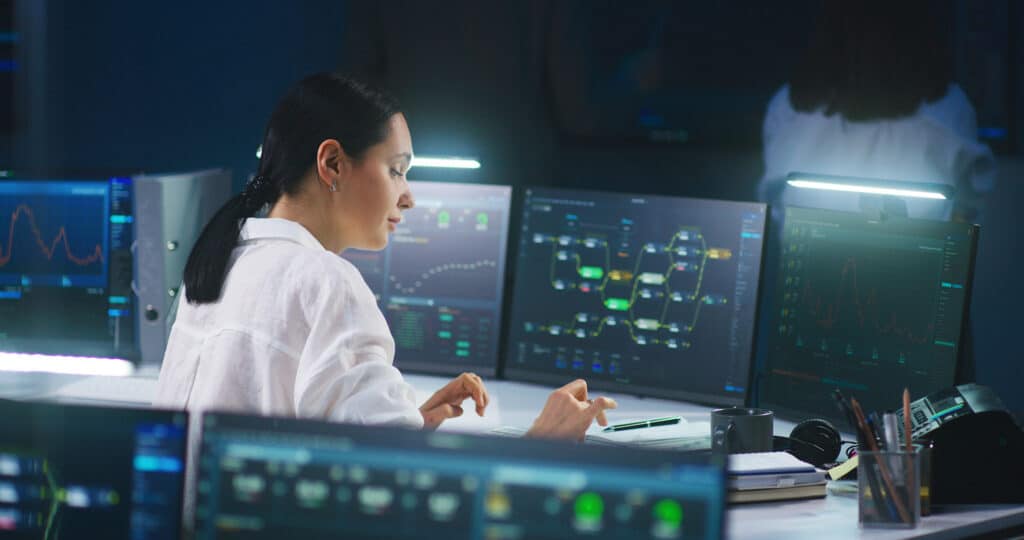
[183,73,401,304]
[789,0,953,122]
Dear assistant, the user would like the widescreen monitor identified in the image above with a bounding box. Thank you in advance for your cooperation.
[0,400,188,539]
[756,207,979,422]
[194,412,726,539]
[0,178,137,361]
[504,187,767,405]
[342,181,512,376]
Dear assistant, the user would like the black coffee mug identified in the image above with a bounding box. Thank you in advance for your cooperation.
[711,407,774,454]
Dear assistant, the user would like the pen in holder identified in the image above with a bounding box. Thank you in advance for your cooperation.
[858,449,921,529]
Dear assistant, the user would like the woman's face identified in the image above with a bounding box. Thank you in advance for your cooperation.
[336,113,415,251]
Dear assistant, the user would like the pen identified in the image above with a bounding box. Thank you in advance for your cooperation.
[883,413,903,479]
[902,388,916,516]
[903,388,913,452]
[883,413,899,452]
[602,416,681,432]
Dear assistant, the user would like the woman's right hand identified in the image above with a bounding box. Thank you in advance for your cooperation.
[526,379,617,442]
[420,372,490,430]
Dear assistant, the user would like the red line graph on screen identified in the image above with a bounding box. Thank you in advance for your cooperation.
[0,203,104,267]
[800,257,932,345]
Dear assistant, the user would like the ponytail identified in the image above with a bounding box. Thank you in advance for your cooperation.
[183,175,277,304]
[181,73,400,304]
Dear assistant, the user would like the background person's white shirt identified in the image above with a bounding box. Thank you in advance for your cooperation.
[758,84,995,221]
[152,217,423,528]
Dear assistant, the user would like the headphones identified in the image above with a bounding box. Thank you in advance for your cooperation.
[774,418,842,468]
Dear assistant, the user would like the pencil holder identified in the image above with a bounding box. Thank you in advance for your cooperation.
[858,450,921,528]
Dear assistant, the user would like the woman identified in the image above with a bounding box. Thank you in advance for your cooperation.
[757,0,994,223]
[153,72,615,438]
[155,73,616,529]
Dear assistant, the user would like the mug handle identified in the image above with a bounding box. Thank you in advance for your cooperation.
[713,420,736,453]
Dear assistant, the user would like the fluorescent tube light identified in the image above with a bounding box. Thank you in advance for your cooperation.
[411,156,481,169]
[0,352,134,376]
[785,172,953,200]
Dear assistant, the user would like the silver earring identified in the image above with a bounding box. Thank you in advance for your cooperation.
[329,182,337,193]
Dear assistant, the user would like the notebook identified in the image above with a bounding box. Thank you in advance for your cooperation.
[726,452,827,502]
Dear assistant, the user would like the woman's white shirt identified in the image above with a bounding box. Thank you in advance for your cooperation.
[758,83,995,221]
[153,217,423,528]
[153,217,422,428]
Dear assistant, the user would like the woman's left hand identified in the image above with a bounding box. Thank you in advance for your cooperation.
[420,372,490,430]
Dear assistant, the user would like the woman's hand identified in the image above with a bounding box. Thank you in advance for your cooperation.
[526,379,617,441]
[420,372,490,430]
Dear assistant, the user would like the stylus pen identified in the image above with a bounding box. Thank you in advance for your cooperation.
[602,416,681,432]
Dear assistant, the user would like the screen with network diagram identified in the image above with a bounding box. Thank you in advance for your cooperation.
[194,412,725,539]
[0,400,187,540]
[757,207,979,422]
[0,178,137,360]
[505,188,767,404]
[341,181,511,376]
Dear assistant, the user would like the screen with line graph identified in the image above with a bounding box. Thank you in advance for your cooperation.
[0,399,187,539]
[0,179,137,360]
[756,207,978,423]
[505,188,767,404]
[341,181,511,376]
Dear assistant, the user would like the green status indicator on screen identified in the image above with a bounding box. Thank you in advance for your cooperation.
[604,298,629,311]
[578,266,604,279]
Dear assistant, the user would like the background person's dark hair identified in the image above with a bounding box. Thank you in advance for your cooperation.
[183,73,401,304]
[789,0,953,122]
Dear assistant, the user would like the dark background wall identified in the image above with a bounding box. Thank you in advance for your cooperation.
[11,0,348,184]
[4,1,1023,415]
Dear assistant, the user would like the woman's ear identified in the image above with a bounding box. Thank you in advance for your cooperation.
[316,139,350,191]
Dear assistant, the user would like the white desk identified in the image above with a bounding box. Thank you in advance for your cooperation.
[406,374,1024,540]
[729,498,1024,540]
[7,370,1024,539]
[403,373,745,435]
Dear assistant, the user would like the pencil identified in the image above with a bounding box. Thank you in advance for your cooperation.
[852,397,911,524]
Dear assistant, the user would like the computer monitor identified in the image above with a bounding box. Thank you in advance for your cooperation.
[755,207,979,423]
[504,187,768,405]
[0,399,188,539]
[194,412,726,539]
[0,178,138,360]
[341,181,512,376]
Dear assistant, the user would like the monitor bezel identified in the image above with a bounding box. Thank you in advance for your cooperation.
[500,185,769,407]
[349,179,514,378]
[754,206,981,424]
[0,176,141,363]
[0,398,188,539]
[195,410,727,538]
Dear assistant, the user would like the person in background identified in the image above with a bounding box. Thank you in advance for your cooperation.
[757,0,995,223]
[153,73,616,525]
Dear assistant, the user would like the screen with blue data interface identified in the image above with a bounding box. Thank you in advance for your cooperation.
[195,413,725,539]
[0,400,187,539]
[756,207,978,422]
[0,178,137,359]
[341,181,511,376]
[505,187,767,405]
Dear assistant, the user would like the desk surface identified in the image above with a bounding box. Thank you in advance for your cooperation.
[4,370,1023,540]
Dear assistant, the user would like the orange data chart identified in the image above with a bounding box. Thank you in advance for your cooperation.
[0,183,110,287]
[0,178,137,360]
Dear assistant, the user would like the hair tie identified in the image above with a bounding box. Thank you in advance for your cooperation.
[242,175,277,210]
